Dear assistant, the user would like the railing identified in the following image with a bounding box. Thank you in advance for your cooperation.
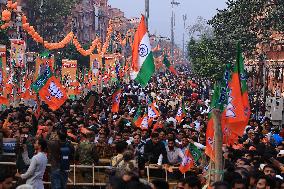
[0,161,183,187]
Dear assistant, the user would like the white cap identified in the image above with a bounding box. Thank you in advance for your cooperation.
[183,124,190,129]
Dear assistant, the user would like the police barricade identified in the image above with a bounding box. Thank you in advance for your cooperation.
[0,161,184,187]
[0,161,110,187]
[146,165,186,187]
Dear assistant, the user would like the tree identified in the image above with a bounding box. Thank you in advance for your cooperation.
[187,16,213,39]
[209,0,284,62]
[54,43,90,69]
[187,36,225,81]
[23,0,78,51]
[187,0,284,81]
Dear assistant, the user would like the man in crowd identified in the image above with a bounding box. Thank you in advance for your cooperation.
[47,127,74,189]
[2,65,284,189]
[15,138,48,189]
[144,132,168,165]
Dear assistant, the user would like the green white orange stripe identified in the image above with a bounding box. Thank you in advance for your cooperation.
[131,15,155,87]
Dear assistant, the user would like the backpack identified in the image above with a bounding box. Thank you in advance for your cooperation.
[60,142,71,171]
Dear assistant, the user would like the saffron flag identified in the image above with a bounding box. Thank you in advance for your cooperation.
[163,55,177,75]
[176,99,186,123]
[205,66,231,161]
[133,106,143,127]
[5,72,14,94]
[153,120,163,131]
[148,100,160,124]
[32,68,67,111]
[237,44,251,125]
[225,47,247,136]
[205,84,219,161]
[179,149,194,174]
[140,114,148,129]
[111,86,121,113]
[0,96,8,105]
[21,78,32,99]
[131,15,155,87]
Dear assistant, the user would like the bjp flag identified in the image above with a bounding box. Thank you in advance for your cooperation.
[148,100,160,125]
[5,72,14,94]
[111,86,121,113]
[0,96,9,105]
[21,79,32,99]
[225,46,247,136]
[176,99,186,123]
[179,149,194,174]
[32,68,67,111]
[237,44,251,124]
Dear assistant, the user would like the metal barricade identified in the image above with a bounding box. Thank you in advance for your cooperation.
[0,161,110,187]
[0,161,185,188]
[145,165,186,186]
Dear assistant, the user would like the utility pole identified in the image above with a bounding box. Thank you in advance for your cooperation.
[212,109,223,183]
[170,0,180,63]
[182,14,187,61]
[145,0,149,29]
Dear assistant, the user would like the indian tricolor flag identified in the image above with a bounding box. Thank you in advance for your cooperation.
[131,15,155,87]
[111,86,121,113]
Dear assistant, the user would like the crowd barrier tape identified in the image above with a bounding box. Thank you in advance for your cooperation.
[0,161,183,187]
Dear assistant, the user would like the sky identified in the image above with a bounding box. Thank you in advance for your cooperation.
[108,0,228,47]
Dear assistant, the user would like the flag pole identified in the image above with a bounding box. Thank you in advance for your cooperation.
[212,109,223,183]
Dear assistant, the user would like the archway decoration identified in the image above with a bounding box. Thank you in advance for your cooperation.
[0,0,128,56]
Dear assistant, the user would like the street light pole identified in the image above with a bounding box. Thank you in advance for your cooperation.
[182,14,187,61]
[145,0,149,29]
[170,0,179,63]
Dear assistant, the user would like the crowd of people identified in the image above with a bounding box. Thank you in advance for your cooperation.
[0,66,284,189]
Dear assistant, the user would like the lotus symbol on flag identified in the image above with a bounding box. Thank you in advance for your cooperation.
[182,156,191,166]
[240,73,246,81]
[21,83,26,93]
[115,94,121,102]
[46,95,51,101]
[139,44,148,57]
[48,81,63,99]
[148,108,156,118]
[208,137,213,147]
[226,90,236,118]
[177,108,182,116]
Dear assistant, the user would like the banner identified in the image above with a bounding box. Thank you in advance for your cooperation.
[62,59,77,96]
[90,54,101,84]
[34,53,55,80]
[10,39,26,68]
[3,138,17,154]
[105,54,115,69]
